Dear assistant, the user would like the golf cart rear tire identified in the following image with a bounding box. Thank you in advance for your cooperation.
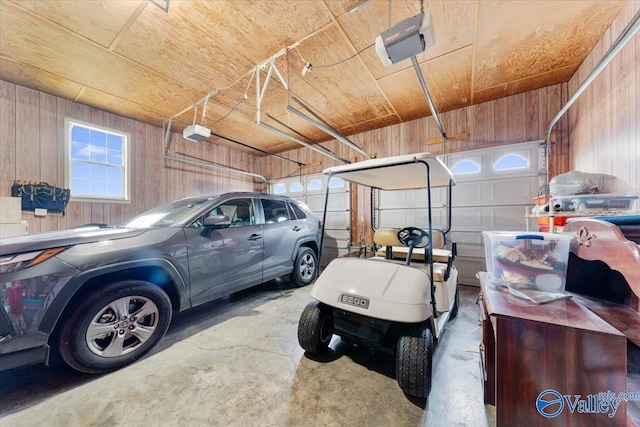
[396,326,434,398]
[298,301,332,354]
[450,287,459,320]
[290,247,318,287]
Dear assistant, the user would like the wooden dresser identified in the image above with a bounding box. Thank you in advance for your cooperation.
[478,272,631,427]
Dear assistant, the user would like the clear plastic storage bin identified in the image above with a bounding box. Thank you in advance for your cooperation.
[482,231,572,292]
[550,194,638,212]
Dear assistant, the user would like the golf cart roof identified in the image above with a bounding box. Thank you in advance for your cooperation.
[323,152,455,190]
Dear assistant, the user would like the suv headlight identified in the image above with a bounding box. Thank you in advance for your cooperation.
[0,248,67,274]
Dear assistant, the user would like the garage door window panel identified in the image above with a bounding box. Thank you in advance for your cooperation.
[493,153,530,171]
[328,177,345,189]
[451,159,481,175]
[307,179,323,191]
[289,182,304,193]
[273,183,287,194]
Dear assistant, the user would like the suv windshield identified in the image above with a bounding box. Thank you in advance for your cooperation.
[120,197,216,228]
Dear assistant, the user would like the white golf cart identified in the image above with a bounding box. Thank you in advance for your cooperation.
[297,152,459,398]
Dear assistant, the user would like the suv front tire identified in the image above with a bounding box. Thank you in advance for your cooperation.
[58,280,172,374]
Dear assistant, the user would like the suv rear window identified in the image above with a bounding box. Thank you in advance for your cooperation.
[288,202,307,219]
[262,199,290,223]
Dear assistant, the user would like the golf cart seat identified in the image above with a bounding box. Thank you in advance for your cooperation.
[371,227,456,312]
[374,228,453,264]
[372,227,456,282]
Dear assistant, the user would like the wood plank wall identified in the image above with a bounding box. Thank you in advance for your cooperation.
[0,81,263,233]
[568,1,639,196]
[258,84,567,246]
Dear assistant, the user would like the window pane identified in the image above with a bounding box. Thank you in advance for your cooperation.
[290,182,303,192]
[289,202,307,219]
[107,167,123,183]
[72,178,90,196]
[108,181,123,198]
[72,160,90,179]
[273,183,286,194]
[91,164,108,180]
[218,199,253,227]
[71,125,90,144]
[107,149,122,166]
[452,160,480,175]
[90,130,107,148]
[262,199,289,223]
[307,179,322,191]
[107,134,122,151]
[71,142,90,160]
[329,177,345,188]
[90,145,108,163]
[494,154,529,171]
[92,180,108,197]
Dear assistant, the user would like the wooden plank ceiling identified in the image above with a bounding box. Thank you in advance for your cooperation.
[0,0,626,157]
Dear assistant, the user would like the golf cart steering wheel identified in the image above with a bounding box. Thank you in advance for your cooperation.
[397,227,430,248]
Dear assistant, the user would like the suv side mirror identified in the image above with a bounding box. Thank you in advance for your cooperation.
[203,214,230,228]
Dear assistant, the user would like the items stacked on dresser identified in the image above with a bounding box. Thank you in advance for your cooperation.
[482,231,572,303]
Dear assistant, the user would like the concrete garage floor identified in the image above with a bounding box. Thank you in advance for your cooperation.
[0,281,496,427]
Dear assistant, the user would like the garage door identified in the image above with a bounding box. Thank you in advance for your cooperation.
[375,141,545,285]
[271,174,351,266]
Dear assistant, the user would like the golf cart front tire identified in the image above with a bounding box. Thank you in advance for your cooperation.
[396,326,434,398]
[298,301,333,354]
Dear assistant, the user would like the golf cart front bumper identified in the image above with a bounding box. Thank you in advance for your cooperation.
[310,258,432,323]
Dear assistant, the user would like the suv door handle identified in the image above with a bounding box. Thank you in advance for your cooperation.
[292,226,302,232]
[248,233,262,241]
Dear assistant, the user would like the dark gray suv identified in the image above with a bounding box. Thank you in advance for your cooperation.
[0,192,321,373]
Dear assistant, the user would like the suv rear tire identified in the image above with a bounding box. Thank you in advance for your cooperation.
[58,280,172,374]
[290,247,318,287]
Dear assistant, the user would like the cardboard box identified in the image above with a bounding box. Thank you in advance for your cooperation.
[0,221,28,238]
[483,231,572,292]
[0,197,22,223]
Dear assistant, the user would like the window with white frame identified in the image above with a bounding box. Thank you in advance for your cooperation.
[328,177,345,188]
[289,181,304,192]
[493,153,529,171]
[65,118,130,202]
[273,183,287,194]
[307,179,323,191]
[451,159,481,175]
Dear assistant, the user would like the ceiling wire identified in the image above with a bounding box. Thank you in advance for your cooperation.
[310,43,375,70]
[208,97,245,127]
[191,104,198,125]
[203,72,255,127]
[294,47,308,65]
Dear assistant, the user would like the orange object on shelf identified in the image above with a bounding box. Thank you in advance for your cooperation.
[536,216,569,226]
[533,195,551,206]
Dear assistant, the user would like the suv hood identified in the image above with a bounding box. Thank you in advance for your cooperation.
[0,227,148,255]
